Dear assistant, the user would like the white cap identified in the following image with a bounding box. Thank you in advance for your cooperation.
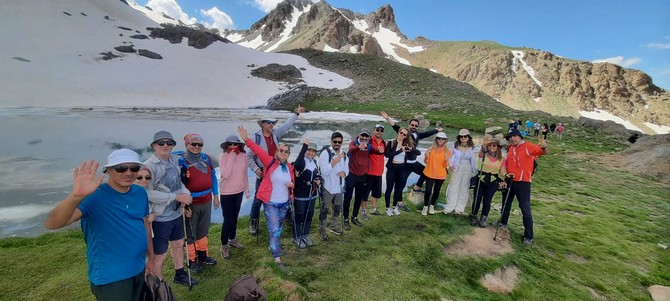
[104,149,142,167]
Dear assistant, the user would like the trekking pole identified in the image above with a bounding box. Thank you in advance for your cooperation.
[295,183,313,258]
[494,177,514,241]
[181,206,193,290]
[470,152,486,223]
[339,178,346,244]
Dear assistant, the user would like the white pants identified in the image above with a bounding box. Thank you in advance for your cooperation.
[444,164,473,213]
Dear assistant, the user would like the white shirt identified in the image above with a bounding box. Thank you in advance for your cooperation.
[319,146,349,194]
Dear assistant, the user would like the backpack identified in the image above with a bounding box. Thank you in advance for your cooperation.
[224,274,267,301]
[319,145,347,164]
[173,151,214,186]
[141,274,176,301]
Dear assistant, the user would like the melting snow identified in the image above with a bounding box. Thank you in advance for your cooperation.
[349,45,358,53]
[224,32,245,43]
[579,109,643,132]
[534,97,541,103]
[323,43,338,52]
[429,68,438,73]
[266,4,311,52]
[238,28,268,49]
[511,50,543,87]
[644,122,670,134]
[371,26,412,65]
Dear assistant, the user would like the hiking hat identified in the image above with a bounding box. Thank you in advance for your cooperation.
[435,132,448,140]
[458,129,471,137]
[374,124,384,130]
[487,138,501,146]
[505,129,523,139]
[152,130,175,145]
[307,142,318,151]
[359,128,371,136]
[257,118,278,127]
[104,149,142,167]
[184,133,203,145]
[220,135,245,150]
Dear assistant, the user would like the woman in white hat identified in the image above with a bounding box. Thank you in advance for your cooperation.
[443,129,477,215]
[421,132,450,215]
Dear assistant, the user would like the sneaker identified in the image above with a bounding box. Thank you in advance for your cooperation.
[351,217,363,227]
[228,239,245,249]
[188,261,203,273]
[399,203,410,212]
[386,208,393,216]
[302,235,314,247]
[523,238,533,246]
[428,205,436,215]
[329,227,342,236]
[320,228,328,240]
[469,215,478,226]
[220,244,230,259]
[412,185,424,192]
[343,219,351,230]
[443,208,451,215]
[361,211,370,222]
[295,238,307,249]
[174,272,198,286]
[479,216,488,228]
[370,208,383,216]
[199,255,217,265]
[421,206,428,216]
[276,262,291,274]
[393,206,401,216]
[248,219,258,234]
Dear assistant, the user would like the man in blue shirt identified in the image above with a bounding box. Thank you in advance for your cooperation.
[44,149,154,301]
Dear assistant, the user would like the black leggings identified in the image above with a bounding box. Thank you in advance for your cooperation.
[384,163,408,207]
[220,192,243,245]
[423,178,445,206]
[292,198,316,239]
[471,180,498,217]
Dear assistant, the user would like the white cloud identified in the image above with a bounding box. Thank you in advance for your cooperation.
[645,43,670,49]
[146,0,197,24]
[200,7,235,31]
[592,56,641,67]
[253,0,283,13]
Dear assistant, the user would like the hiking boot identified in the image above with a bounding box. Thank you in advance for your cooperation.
[343,219,351,230]
[469,215,478,226]
[386,208,393,216]
[361,211,370,222]
[393,206,401,216]
[276,262,291,274]
[220,244,230,259]
[248,219,258,234]
[428,205,436,215]
[398,203,410,212]
[479,216,488,228]
[523,237,533,246]
[197,250,217,265]
[228,239,244,249]
[295,238,307,249]
[302,235,314,247]
[320,228,328,240]
[351,217,363,227]
[421,206,428,216]
[174,272,198,287]
[370,208,383,216]
[329,226,342,236]
[188,260,203,273]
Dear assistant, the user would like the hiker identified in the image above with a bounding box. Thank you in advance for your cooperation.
[217,135,251,259]
[549,122,557,136]
[363,124,387,219]
[247,105,305,235]
[384,127,420,216]
[178,133,218,273]
[291,139,321,248]
[525,118,533,133]
[342,128,373,229]
[421,132,450,215]
[443,129,477,215]
[238,125,295,273]
[318,132,349,240]
[470,138,506,227]
[533,121,541,137]
[541,123,549,140]
[556,123,564,139]
[499,129,548,245]
[143,130,197,287]
[135,167,156,223]
[380,111,441,211]
[44,149,154,301]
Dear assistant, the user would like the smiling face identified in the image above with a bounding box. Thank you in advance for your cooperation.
[106,163,141,191]
[374,127,384,138]
[509,135,522,145]
[186,141,203,155]
[436,137,447,146]
[134,169,151,188]
[409,120,419,133]
[276,144,290,162]
[306,148,317,159]
[152,139,176,159]
[331,137,343,151]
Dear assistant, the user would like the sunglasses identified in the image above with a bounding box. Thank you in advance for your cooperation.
[436,137,447,141]
[458,135,468,139]
[399,132,408,136]
[360,134,370,138]
[409,124,419,128]
[136,175,151,180]
[278,149,290,154]
[332,140,343,145]
[262,120,277,125]
[227,143,239,147]
[156,140,176,146]
[111,165,141,173]
[375,128,384,132]
[190,143,203,147]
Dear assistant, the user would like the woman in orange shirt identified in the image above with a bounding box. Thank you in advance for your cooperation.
[421,132,451,215]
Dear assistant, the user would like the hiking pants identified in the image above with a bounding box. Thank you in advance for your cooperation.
[265,201,289,259]
[500,181,534,240]
[471,180,498,217]
[90,271,144,301]
[384,163,409,207]
[220,192,243,245]
[292,196,316,240]
[423,178,445,206]
[185,201,212,261]
[319,189,342,228]
[343,173,368,219]
[444,164,472,213]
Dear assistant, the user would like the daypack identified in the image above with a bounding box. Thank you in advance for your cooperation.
[319,145,347,164]
[173,151,214,186]
[224,274,267,301]
[141,274,176,301]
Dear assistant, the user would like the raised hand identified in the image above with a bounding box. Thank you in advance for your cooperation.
[295,105,305,114]
[72,160,104,198]
[237,125,249,141]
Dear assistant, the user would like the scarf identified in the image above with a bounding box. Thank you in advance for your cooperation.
[184,151,209,174]
[279,161,288,173]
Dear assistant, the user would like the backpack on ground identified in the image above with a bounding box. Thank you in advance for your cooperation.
[141,274,176,301]
[224,274,267,301]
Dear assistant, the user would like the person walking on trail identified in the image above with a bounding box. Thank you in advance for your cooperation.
[384,128,420,216]
[363,124,386,219]
[318,132,349,240]
[556,123,564,139]
[291,139,321,248]
[217,135,251,259]
[470,138,506,227]
[247,105,305,235]
[443,129,477,215]
[44,149,154,301]
[421,132,450,216]
[380,111,442,211]
[343,128,374,229]
[143,130,197,286]
[533,121,541,137]
[176,133,218,272]
[525,118,533,133]
[238,125,295,274]
[499,129,548,245]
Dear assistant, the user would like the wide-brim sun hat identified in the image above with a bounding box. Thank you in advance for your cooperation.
[458,129,471,137]
[487,138,501,146]
[105,149,142,167]
[257,118,278,127]
[220,135,245,150]
[435,132,448,139]
[505,129,523,139]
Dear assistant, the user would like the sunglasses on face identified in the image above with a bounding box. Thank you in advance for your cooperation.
[332,140,343,145]
[436,138,447,141]
[190,143,203,147]
[375,128,384,132]
[278,149,290,154]
[156,140,176,146]
[111,165,141,173]
[227,143,239,147]
[136,175,151,180]
[399,132,407,136]
[409,124,419,128]
[458,135,468,139]
[360,134,370,138]
[262,120,277,125]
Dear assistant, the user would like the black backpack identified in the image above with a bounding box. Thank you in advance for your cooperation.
[141,274,176,301]
[224,274,267,301]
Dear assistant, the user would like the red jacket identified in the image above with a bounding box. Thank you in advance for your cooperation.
[368,137,385,176]
[245,138,295,204]
[505,140,545,182]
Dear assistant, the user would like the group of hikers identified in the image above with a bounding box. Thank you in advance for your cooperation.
[43,105,549,301]
[511,118,564,140]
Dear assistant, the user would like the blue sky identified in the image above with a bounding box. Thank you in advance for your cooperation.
[135,0,670,89]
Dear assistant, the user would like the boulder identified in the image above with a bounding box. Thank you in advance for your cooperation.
[648,285,670,301]
[138,49,162,59]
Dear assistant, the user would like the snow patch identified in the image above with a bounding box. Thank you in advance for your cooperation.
[534,97,541,103]
[323,43,338,52]
[266,4,311,52]
[644,122,670,134]
[224,32,245,43]
[238,29,268,49]
[429,68,438,73]
[371,26,411,65]
[511,50,542,87]
[579,109,643,132]
[349,45,358,53]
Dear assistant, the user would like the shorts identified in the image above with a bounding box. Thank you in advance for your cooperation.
[152,217,184,254]
[366,175,382,198]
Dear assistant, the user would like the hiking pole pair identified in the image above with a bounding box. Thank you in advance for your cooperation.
[181,206,193,290]
[494,176,514,241]
[296,182,316,258]
[470,152,487,225]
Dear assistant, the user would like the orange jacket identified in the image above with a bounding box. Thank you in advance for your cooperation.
[505,140,545,182]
